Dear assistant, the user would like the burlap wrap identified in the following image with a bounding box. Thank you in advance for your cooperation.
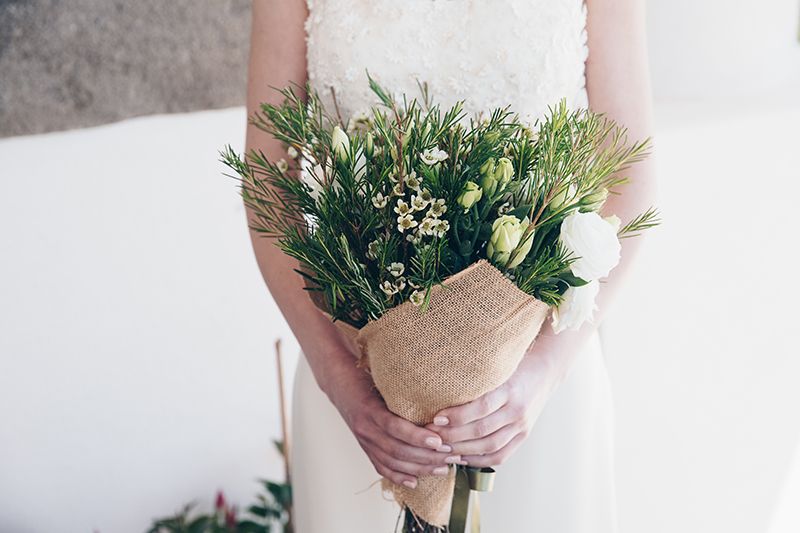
[335,260,550,526]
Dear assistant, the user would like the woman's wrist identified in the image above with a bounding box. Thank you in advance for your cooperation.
[309,343,371,412]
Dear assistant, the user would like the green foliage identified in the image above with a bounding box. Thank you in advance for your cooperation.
[147,479,291,533]
[222,76,657,326]
[618,206,661,238]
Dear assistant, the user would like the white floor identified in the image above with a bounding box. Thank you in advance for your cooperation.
[1,100,799,532]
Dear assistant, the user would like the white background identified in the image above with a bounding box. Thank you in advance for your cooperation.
[1,1,799,532]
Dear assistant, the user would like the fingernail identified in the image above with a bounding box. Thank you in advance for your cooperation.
[402,479,417,489]
[437,444,452,453]
[425,436,442,448]
[434,416,449,426]
[444,455,461,464]
[432,466,449,476]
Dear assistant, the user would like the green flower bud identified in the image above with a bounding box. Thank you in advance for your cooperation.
[549,184,577,211]
[480,173,498,198]
[507,227,534,269]
[487,214,531,268]
[457,181,483,210]
[479,158,496,177]
[331,126,350,162]
[493,157,514,186]
[580,188,609,212]
[364,132,374,158]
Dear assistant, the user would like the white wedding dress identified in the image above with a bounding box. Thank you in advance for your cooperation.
[292,1,618,531]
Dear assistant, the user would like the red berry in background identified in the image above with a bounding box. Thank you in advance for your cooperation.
[215,490,226,511]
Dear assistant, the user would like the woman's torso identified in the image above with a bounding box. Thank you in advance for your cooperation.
[305,0,589,123]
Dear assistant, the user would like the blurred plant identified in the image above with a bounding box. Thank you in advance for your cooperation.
[148,341,293,533]
[147,469,291,533]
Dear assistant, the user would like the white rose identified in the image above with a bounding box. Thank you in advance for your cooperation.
[604,214,622,232]
[551,280,599,334]
[559,211,621,281]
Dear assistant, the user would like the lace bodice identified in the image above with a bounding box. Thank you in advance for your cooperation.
[305,0,589,125]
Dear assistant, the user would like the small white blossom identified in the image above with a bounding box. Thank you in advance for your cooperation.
[389,173,401,184]
[497,201,512,215]
[372,192,388,209]
[394,276,407,292]
[387,262,405,278]
[406,232,421,244]
[427,198,447,218]
[392,183,404,196]
[419,189,433,203]
[276,159,289,172]
[397,214,418,233]
[380,280,398,297]
[432,219,450,238]
[405,171,422,191]
[286,146,299,159]
[394,199,412,216]
[417,217,437,236]
[347,110,372,134]
[410,193,429,212]
[421,147,449,165]
[409,290,425,307]
[366,240,381,260]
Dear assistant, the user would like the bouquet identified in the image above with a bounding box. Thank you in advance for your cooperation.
[222,76,658,531]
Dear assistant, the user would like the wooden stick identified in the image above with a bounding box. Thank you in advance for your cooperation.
[274,339,293,532]
[275,339,291,485]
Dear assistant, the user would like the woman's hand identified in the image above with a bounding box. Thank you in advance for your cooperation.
[329,361,462,489]
[426,347,565,468]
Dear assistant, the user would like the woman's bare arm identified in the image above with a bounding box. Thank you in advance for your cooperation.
[524,0,658,379]
[428,0,657,466]
[245,0,354,407]
[245,1,453,487]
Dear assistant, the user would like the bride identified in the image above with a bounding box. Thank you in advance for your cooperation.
[243,1,655,531]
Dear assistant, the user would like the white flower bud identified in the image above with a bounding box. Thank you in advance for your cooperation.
[331,126,350,161]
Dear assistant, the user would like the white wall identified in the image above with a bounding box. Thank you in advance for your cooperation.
[604,102,800,533]
[0,109,299,533]
[647,0,800,101]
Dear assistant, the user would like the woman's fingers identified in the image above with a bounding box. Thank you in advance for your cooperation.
[428,403,519,443]
[369,455,418,489]
[372,429,460,466]
[432,385,509,427]
[375,409,452,452]
[447,423,521,457]
[460,433,527,468]
[371,446,454,478]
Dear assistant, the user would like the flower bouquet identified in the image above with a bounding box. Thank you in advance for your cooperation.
[222,76,658,531]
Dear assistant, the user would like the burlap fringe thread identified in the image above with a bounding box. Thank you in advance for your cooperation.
[334,260,550,526]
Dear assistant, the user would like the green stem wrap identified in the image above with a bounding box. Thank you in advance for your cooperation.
[448,466,496,533]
